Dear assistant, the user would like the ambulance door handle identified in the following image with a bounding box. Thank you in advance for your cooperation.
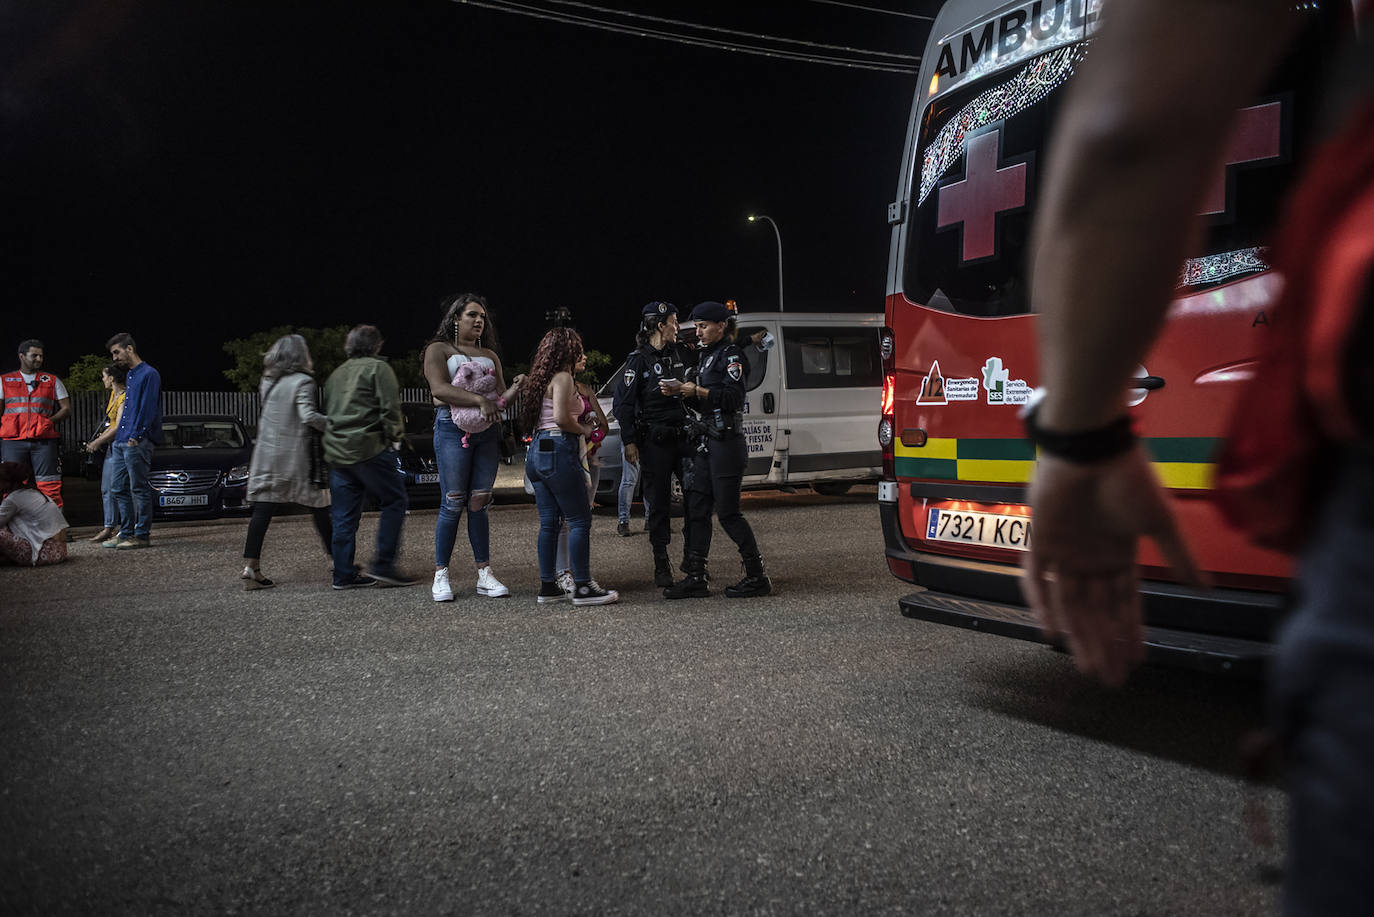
[1132,376,1165,391]
[763,393,776,414]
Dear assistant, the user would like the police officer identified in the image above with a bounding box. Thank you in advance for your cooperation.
[660,301,770,599]
[612,301,699,588]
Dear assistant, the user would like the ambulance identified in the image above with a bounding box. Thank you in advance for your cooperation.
[878,0,1344,674]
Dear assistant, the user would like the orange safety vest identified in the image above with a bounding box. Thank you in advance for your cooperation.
[0,371,60,440]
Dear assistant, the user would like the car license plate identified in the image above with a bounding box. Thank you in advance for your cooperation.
[159,494,209,507]
[413,473,439,484]
[926,508,1031,551]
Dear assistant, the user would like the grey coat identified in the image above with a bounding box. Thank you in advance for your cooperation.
[247,372,330,508]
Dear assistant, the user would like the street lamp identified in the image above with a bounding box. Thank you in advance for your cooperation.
[747,214,784,312]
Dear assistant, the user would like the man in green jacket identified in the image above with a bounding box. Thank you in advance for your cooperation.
[323,324,415,589]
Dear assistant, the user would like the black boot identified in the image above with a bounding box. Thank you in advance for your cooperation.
[653,550,674,588]
[664,554,710,599]
[725,554,771,598]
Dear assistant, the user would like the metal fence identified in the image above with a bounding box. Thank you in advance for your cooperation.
[61,387,447,456]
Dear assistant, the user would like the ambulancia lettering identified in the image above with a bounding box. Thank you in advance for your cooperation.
[933,0,1100,93]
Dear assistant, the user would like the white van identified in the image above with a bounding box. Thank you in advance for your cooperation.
[594,312,884,504]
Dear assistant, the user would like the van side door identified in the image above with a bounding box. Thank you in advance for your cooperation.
[778,326,883,484]
[737,323,781,484]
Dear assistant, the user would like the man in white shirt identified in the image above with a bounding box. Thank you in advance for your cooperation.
[0,339,71,506]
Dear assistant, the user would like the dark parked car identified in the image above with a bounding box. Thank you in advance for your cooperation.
[398,402,440,498]
[150,415,253,518]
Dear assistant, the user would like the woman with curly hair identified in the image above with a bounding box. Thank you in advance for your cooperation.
[423,293,523,602]
[521,327,618,606]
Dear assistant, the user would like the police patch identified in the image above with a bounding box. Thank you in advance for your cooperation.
[653,362,662,375]
[726,360,743,382]
[623,368,634,386]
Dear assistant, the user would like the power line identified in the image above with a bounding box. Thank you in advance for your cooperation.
[539,0,919,61]
[804,0,936,20]
[455,0,920,74]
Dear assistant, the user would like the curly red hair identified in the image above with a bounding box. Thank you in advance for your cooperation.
[519,327,584,432]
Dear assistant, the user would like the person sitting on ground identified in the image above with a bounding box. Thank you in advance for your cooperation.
[0,461,68,567]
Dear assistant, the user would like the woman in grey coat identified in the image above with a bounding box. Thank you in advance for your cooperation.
[240,334,332,589]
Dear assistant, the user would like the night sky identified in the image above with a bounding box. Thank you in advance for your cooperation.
[3,0,941,388]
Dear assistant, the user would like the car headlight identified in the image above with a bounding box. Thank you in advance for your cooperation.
[225,463,250,485]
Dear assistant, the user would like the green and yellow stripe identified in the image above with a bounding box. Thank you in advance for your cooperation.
[894,437,1221,490]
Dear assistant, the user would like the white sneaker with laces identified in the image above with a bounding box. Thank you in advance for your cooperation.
[556,570,576,599]
[432,568,454,602]
[476,566,510,597]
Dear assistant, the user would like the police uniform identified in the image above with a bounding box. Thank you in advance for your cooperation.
[665,301,770,599]
[611,301,700,586]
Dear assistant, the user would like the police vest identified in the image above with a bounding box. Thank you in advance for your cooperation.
[0,372,59,440]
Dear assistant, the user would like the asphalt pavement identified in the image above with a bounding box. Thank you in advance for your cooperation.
[1,487,1283,915]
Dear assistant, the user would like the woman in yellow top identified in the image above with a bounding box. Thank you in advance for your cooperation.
[85,363,127,543]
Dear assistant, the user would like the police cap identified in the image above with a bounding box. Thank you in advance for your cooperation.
[689,301,731,323]
[642,301,677,317]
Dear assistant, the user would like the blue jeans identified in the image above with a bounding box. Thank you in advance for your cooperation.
[617,442,647,525]
[329,448,408,584]
[100,451,121,529]
[434,411,500,567]
[109,439,155,538]
[1272,444,1374,915]
[525,430,592,583]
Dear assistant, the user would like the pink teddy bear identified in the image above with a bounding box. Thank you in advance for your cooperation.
[449,362,507,448]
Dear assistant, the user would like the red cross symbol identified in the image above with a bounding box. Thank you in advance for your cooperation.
[1199,102,1282,215]
[938,128,1027,263]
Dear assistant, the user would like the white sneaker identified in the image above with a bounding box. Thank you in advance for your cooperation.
[432,568,454,602]
[556,570,576,599]
[476,566,510,598]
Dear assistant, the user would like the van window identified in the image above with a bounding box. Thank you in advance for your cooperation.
[782,329,880,390]
[738,326,769,392]
[905,24,1332,317]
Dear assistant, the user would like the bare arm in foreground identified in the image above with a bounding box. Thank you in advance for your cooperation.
[1024,0,1295,685]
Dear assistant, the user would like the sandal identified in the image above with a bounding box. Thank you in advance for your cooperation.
[241,566,275,590]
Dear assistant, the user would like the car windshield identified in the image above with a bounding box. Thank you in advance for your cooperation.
[160,421,245,449]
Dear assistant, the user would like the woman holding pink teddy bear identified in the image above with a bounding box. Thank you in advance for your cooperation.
[422,293,524,603]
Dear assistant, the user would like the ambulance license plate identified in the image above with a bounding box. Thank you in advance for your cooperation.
[926,508,1031,552]
[159,494,208,507]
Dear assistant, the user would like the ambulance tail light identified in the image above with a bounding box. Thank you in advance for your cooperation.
[879,370,895,479]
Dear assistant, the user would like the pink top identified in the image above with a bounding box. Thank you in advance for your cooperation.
[537,385,583,432]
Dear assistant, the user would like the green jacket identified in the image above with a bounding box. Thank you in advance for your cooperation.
[322,356,404,466]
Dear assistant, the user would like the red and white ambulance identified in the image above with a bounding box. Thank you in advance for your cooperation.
[878,0,1346,674]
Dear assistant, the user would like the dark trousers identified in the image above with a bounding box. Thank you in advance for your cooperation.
[1273,445,1374,915]
[683,434,758,562]
[640,436,689,553]
[329,449,408,584]
[242,501,333,561]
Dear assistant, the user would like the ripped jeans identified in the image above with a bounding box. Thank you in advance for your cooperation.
[434,409,500,567]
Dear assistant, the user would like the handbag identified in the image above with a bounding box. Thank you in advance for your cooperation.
[307,427,329,489]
